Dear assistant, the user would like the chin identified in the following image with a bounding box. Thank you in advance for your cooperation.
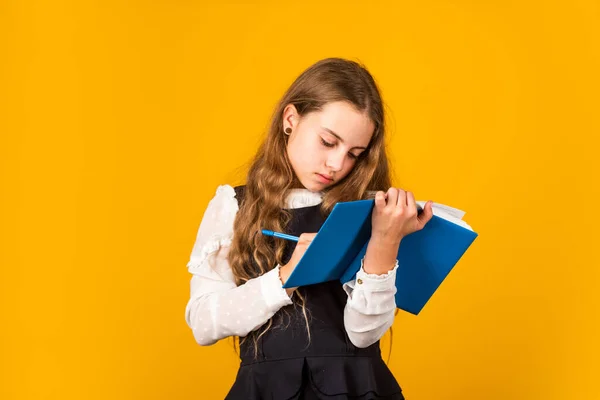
[301,183,321,193]
[304,178,332,193]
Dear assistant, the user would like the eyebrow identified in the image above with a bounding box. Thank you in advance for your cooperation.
[321,127,367,150]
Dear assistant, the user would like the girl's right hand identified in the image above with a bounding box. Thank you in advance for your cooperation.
[279,233,317,295]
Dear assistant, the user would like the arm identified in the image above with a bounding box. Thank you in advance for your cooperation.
[342,254,399,348]
[183,185,292,345]
[343,188,434,348]
[185,246,292,345]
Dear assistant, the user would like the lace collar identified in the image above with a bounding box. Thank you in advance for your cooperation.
[285,188,323,209]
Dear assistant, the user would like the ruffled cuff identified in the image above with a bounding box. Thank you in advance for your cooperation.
[354,259,399,292]
[260,265,293,312]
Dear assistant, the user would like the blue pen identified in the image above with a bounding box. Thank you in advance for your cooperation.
[261,229,299,242]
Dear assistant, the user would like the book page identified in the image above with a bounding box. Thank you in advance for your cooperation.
[417,201,466,220]
[417,201,473,231]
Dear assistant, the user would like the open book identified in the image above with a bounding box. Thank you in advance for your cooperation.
[282,199,478,315]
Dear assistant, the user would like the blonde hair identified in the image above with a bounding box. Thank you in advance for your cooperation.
[228,58,393,358]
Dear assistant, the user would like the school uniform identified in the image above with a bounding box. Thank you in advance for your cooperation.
[185,185,404,399]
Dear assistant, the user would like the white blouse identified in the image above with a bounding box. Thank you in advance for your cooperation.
[184,184,399,348]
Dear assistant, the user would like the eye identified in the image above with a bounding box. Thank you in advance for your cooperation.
[348,152,359,160]
[320,138,335,148]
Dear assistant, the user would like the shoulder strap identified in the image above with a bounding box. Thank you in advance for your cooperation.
[233,185,246,205]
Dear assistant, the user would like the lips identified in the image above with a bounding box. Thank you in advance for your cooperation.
[316,173,334,183]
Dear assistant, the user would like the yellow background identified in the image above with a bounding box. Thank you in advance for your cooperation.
[1,0,599,399]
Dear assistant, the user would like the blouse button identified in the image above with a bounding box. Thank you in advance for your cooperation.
[357,278,363,284]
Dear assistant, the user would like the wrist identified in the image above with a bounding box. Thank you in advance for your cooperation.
[278,264,296,296]
[369,234,403,248]
[278,263,290,284]
[363,236,401,275]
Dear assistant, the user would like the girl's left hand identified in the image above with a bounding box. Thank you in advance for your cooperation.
[371,187,434,245]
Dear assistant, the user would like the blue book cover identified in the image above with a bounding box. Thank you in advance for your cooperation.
[282,199,478,315]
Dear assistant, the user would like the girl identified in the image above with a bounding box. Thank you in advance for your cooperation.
[184,57,433,399]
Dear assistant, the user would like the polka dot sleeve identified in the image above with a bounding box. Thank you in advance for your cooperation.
[184,185,293,346]
[342,260,399,348]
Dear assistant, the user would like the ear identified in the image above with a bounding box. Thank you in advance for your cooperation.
[282,103,299,132]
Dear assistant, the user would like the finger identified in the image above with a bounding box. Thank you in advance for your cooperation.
[417,201,434,227]
[406,191,417,215]
[299,232,317,243]
[374,191,386,209]
[396,189,407,209]
[386,187,398,209]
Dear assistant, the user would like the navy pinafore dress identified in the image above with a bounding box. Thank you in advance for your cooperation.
[226,186,404,400]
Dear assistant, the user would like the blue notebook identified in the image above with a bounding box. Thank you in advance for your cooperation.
[282,199,478,315]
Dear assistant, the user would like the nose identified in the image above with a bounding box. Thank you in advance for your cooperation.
[325,150,346,172]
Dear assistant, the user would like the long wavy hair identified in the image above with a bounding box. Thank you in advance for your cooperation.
[228,57,395,358]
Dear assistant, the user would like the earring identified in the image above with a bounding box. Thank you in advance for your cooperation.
[284,127,292,135]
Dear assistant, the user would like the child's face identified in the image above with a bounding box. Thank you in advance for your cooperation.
[285,101,374,192]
